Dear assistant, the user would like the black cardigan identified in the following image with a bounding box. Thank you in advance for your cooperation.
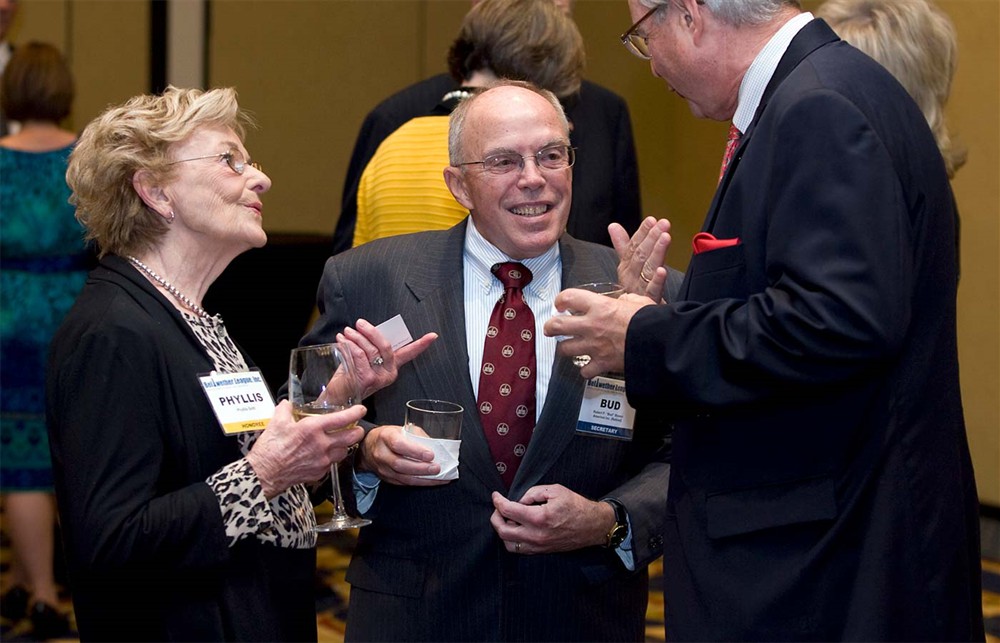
[46,255,316,641]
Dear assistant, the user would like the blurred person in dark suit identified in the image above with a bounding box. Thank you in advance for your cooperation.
[334,0,642,252]
[352,0,584,247]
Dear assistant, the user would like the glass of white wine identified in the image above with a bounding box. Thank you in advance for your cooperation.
[288,343,372,531]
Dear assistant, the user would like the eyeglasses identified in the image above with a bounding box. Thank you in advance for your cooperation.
[169,149,261,175]
[620,1,704,60]
[620,6,660,60]
[457,145,576,175]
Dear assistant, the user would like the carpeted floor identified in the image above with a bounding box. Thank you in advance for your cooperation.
[1,509,997,642]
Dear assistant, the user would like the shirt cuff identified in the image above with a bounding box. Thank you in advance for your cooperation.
[614,517,636,571]
[352,469,381,514]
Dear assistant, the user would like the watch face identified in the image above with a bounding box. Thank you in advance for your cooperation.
[607,523,628,548]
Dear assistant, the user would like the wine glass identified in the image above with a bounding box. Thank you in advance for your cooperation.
[571,282,625,367]
[288,343,372,531]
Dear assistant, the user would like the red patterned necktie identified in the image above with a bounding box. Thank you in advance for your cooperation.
[718,123,742,184]
[478,262,536,487]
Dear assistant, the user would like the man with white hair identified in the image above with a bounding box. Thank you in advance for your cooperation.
[548,0,984,638]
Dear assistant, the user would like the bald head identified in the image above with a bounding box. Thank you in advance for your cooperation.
[443,80,574,259]
[448,81,569,165]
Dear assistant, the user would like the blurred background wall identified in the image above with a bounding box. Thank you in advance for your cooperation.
[8,0,997,510]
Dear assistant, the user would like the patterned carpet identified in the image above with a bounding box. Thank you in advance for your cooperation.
[1,506,997,642]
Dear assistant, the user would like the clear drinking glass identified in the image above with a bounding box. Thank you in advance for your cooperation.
[288,343,371,531]
[404,399,464,440]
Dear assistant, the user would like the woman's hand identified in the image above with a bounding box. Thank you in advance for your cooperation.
[246,400,365,499]
[337,318,438,399]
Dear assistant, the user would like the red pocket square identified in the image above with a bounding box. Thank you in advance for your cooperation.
[692,232,740,255]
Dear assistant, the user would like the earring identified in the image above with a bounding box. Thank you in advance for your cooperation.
[167,210,175,224]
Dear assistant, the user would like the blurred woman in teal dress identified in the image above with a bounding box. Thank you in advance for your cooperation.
[0,41,83,638]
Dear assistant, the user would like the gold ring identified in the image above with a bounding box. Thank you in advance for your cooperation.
[639,268,652,284]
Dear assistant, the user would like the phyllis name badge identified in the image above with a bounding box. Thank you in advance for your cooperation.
[198,370,275,435]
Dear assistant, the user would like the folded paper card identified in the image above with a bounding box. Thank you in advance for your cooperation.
[375,314,414,351]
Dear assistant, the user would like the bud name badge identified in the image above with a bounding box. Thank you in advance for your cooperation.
[198,370,276,435]
[576,375,635,441]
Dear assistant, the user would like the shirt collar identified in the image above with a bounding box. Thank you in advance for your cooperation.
[732,12,814,133]
[464,219,561,296]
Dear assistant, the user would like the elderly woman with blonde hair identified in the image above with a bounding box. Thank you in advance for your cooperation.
[47,86,432,641]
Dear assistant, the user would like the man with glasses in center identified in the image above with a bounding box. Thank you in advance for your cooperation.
[297,80,679,641]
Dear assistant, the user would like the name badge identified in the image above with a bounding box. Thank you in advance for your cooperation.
[198,370,275,435]
[576,375,635,441]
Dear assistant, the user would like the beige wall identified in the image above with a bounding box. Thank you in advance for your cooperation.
[944,0,1000,506]
[12,0,149,135]
[10,0,998,503]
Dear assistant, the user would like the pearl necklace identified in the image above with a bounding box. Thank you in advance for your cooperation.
[126,255,210,319]
[441,89,474,103]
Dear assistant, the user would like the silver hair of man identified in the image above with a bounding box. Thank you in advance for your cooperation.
[639,0,802,28]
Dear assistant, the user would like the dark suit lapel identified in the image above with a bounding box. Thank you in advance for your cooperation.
[686,18,841,301]
[402,221,506,492]
[509,236,616,498]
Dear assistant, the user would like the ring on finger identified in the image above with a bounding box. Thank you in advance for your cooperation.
[639,267,653,284]
[371,355,385,367]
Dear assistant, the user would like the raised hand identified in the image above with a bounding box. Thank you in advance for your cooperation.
[611,217,671,302]
[337,318,438,399]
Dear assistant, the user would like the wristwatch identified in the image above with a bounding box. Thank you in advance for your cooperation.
[602,499,628,549]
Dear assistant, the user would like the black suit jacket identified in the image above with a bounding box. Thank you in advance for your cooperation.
[46,256,317,642]
[624,20,983,640]
[333,74,641,252]
[301,222,671,641]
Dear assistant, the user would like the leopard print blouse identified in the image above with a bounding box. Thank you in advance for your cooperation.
[183,311,317,549]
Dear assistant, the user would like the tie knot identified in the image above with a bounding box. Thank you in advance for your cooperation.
[492,262,533,290]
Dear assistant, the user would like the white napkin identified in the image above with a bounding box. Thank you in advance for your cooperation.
[550,305,572,342]
[405,432,461,480]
